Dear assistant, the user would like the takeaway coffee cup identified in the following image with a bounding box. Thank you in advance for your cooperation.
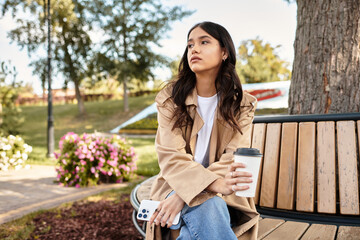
[233,148,262,197]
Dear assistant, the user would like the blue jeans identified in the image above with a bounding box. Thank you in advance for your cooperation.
[167,191,237,240]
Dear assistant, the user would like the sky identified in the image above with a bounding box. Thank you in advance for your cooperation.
[0,0,297,94]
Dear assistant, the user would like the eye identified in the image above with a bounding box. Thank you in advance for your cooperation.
[201,40,209,45]
[187,43,194,49]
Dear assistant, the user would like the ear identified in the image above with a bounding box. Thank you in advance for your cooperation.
[222,48,228,61]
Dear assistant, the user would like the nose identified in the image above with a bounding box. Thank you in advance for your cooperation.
[191,44,199,54]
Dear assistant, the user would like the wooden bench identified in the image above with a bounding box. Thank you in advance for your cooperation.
[130,112,360,239]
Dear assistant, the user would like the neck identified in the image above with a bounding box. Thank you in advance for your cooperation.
[195,72,217,97]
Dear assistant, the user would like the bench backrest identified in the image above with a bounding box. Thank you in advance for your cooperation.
[251,114,360,216]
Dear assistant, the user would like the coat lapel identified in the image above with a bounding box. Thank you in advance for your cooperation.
[213,110,234,160]
[190,109,203,155]
[208,116,218,165]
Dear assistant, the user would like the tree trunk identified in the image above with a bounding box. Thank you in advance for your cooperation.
[289,0,360,114]
[74,80,85,115]
[123,76,129,112]
[122,0,129,112]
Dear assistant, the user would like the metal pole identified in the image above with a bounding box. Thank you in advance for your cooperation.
[46,0,54,158]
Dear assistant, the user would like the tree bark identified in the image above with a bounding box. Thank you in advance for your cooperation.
[289,0,360,114]
[74,79,85,115]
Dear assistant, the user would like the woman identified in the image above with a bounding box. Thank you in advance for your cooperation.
[146,21,259,240]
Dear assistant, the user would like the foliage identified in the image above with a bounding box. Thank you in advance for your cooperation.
[237,38,291,83]
[169,56,181,80]
[55,132,137,187]
[0,60,24,135]
[1,0,93,115]
[87,0,194,111]
[82,77,120,95]
[0,135,32,171]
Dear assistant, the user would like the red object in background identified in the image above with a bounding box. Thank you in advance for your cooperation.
[245,89,283,101]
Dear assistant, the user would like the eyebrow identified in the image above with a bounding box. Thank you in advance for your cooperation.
[187,35,212,43]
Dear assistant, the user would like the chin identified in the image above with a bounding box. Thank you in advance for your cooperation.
[190,65,204,73]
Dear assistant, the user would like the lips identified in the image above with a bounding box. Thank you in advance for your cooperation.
[190,56,201,63]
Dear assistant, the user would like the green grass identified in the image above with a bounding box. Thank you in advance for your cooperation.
[129,137,159,176]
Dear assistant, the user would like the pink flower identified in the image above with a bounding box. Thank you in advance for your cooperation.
[62,159,67,165]
[91,167,96,173]
[75,184,80,188]
[108,171,112,176]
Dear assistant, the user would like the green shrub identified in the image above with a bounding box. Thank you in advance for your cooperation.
[0,61,24,135]
[55,132,137,187]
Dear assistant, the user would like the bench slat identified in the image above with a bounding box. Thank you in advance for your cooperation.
[260,123,282,208]
[277,122,298,210]
[258,218,285,239]
[296,122,316,212]
[336,121,360,215]
[262,221,309,240]
[317,121,336,214]
[336,226,360,240]
[300,224,337,240]
[251,123,267,205]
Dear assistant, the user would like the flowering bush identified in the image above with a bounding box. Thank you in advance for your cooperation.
[55,132,137,187]
[0,135,32,171]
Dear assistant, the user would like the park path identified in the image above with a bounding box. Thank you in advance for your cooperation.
[0,165,128,225]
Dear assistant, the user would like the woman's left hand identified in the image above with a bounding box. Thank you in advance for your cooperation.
[225,162,253,193]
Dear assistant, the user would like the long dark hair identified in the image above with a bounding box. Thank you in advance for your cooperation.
[171,21,244,133]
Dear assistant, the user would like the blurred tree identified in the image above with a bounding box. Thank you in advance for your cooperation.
[288,0,360,114]
[1,0,93,116]
[237,38,291,84]
[0,60,24,135]
[88,0,193,112]
[169,56,181,80]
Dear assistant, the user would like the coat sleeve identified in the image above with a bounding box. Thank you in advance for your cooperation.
[155,99,220,206]
[207,100,257,177]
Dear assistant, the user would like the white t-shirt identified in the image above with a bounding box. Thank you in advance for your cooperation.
[194,94,218,167]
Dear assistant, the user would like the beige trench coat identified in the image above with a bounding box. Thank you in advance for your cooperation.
[146,85,260,240]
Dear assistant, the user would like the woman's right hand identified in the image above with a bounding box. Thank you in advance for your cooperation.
[148,192,184,228]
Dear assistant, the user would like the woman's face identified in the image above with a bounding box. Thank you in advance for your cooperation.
[187,27,226,75]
